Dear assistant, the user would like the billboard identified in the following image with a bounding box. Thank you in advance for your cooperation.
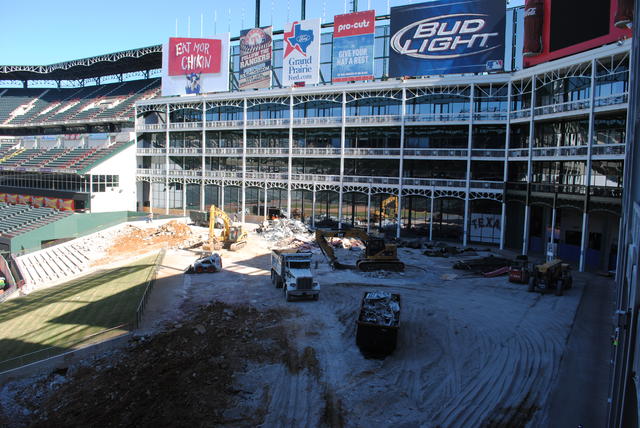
[239,26,273,89]
[332,10,376,83]
[161,35,230,96]
[282,18,321,87]
[389,0,506,77]
[523,0,632,67]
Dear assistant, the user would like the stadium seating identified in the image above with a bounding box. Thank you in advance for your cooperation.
[0,203,71,238]
[0,79,160,126]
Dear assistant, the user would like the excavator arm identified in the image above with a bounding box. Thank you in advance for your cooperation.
[207,205,248,251]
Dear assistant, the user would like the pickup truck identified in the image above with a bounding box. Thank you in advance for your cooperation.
[271,249,319,301]
[356,291,401,357]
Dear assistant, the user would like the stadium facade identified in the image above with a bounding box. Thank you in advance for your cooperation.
[136,40,629,273]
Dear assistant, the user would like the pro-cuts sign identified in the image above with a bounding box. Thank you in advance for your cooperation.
[389,0,505,77]
[282,18,321,86]
[161,35,230,96]
[332,10,375,82]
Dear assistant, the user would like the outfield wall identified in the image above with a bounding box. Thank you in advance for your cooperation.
[10,211,132,254]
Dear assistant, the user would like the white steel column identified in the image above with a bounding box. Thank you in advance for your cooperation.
[366,186,372,234]
[89,174,93,213]
[241,98,247,223]
[500,83,512,250]
[396,87,406,238]
[312,182,317,228]
[523,76,536,255]
[264,185,268,221]
[429,186,435,241]
[338,91,346,228]
[463,83,474,246]
[287,94,293,218]
[579,59,597,272]
[165,103,170,215]
[182,178,187,217]
[201,101,206,211]
[549,194,557,261]
[220,182,225,209]
[149,180,153,214]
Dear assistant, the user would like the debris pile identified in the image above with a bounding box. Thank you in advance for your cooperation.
[359,291,400,327]
[257,219,314,247]
[329,237,365,250]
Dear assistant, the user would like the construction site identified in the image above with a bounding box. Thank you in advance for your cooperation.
[0,213,612,427]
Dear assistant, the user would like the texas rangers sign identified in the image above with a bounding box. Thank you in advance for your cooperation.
[282,18,321,87]
[389,0,505,77]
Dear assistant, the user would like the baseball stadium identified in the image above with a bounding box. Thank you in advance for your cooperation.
[0,0,639,426]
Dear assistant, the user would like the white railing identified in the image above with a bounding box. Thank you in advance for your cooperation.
[169,122,203,130]
[473,111,508,121]
[532,146,588,158]
[168,169,201,177]
[404,148,468,157]
[291,148,341,156]
[342,175,400,185]
[293,117,342,126]
[471,149,506,158]
[470,180,504,190]
[203,170,243,179]
[508,148,529,158]
[246,118,290,127]
[205,120,244,128]
[509,109,531,120]
[594,92,628,107]
[136,148,165,154]
[402,178,465,188]
[405,112,470,122]
[344,115,402,125]
[204,147,243,155]
[291,173,341,183]
[592,144,625,156]
[167,147,201,155]
[343,148,401,156]
[246,147,289,155]
[245,171,288,180]
[136,168,165,176]
[534,99,590,116]
[136,123,166,131]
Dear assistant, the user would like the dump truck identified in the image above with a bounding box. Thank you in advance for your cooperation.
[271,249,319,301]
[356,291,401,357]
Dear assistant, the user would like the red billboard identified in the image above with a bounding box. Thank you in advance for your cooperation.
[167,37,222,76]
[524,0,632,67]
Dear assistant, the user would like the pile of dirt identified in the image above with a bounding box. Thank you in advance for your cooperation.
[94,221,199,264]
[3,302,306,428]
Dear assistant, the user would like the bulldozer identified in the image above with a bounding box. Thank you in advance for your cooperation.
[315,228,405,272]
[204,205,248,252]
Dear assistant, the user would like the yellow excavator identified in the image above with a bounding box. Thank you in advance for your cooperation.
[315,228,404,272]
[206,205,248,251]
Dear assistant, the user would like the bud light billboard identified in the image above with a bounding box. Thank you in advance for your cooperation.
[389,0,506,77]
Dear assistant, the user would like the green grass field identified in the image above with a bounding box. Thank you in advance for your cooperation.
[0,253,159,372]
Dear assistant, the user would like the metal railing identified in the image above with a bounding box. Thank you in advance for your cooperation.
[292,117,342,126]
[291,147,340,156]
[169,122,203,130]
[136,123,167,131]
[134,249,164,329]
[246,118,290,127]
[204,147,243,155]
[246,147,289,155]
[534,99,590,116]
[343,148,401,156]
[205,120,244,128]
[404,148,468,157]
[345,115,403,125]
[404,112,470,122]
[167,147,201,155]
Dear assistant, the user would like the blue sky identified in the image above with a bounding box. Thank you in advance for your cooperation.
[0,0,523,65]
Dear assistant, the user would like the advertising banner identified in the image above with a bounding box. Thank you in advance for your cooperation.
[0,193,5,203]
[32,196,44,208]
[7,194,17,204]
[18,195,31,205]
[161,34,230,96]
[389,0,506,77]
[58,199,75,211]
[44,197,58,209]
[282,18,321,87]
[239,26,273,89]
[470,213,501,244]
[332,10,375,83]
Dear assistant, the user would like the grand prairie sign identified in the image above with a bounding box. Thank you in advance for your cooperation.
[389,0,506,77]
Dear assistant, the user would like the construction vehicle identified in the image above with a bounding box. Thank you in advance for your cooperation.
[509,255,530,284]
[356,291,401,357]
[185,253,222,274]
[528,258,573,296]
[205,205,248,252]
[271,249,320,301]
[315,228,405,272]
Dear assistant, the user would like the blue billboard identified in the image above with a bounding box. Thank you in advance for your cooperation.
[389,0,506,77]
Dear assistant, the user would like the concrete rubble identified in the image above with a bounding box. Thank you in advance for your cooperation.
[256,219,315,248]
[360,291,400,327]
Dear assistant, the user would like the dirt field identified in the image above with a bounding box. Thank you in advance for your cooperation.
[0,224,584,427]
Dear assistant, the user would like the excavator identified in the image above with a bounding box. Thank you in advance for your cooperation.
[205,205,248,251]
[315,228,405,272]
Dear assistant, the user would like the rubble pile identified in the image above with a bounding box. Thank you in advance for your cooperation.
[453,255,512,274]
[359,291,400,327]
[329,237,365,250]
[257,219,314,248]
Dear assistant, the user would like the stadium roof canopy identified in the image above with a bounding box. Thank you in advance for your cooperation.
[0,45,162,81]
